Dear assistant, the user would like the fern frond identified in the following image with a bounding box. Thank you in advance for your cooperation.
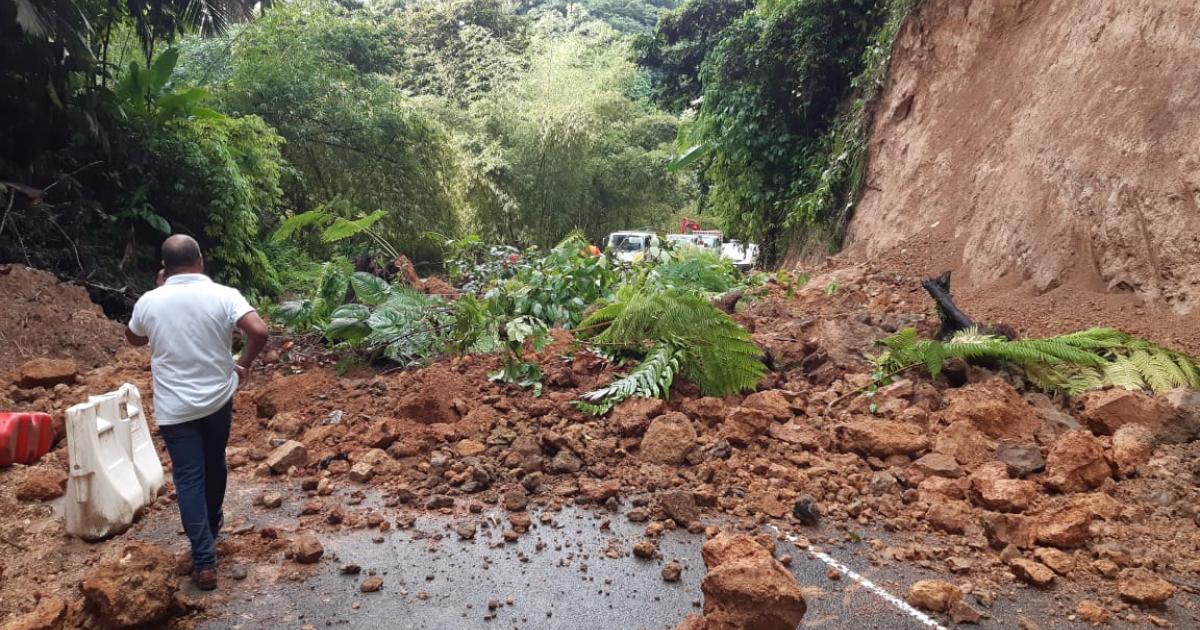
[573,344,682,415]
[574,284,765,413]
[1104,355,1146,391]
[877,326,1200,396]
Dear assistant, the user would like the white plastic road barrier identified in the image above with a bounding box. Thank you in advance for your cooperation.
[66,383,164,541]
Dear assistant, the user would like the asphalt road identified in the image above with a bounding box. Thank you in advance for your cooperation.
[128,483,1191,630]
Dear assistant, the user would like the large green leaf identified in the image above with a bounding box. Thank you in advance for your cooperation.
[322,210,386,242]
[350,272,392,305]
[326,304,371,343]
[668,142,712,172]
[272,300,314,328]
[272,209,333,242]
[149,48,179,94]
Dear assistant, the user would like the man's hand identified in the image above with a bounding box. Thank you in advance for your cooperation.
[234,364,248,388]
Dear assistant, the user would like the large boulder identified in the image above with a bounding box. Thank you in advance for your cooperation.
[640,413,698,465]
[689,533,806,630]
[720,407,773,446]
[1111,424,1154,477]
[932,421,997,467]
[1077,389,1181,440]
[80,542,179,628]
[938,379,1041,440]
[1045,430,1112,493]
[611,398,665,437]
[834,419,929,457]
[15,358,78,389]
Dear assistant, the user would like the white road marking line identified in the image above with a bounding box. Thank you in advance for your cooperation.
[772,528,948,630]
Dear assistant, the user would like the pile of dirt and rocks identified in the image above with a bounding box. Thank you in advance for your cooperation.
[3,264,1200,628]
[0,266,127,374]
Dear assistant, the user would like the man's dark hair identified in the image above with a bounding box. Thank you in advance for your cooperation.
[161,235,202,271]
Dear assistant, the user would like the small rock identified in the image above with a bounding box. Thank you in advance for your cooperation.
[907,579,962,612]
[995,444,1045,477]
[660,491,700,527]
[835,419,929,457]
[1112,424,1154,477]
[950,599,983,624]
[913,453,962,478]
[341,564,362,575]
[1076,600,1110,624]
[632,540,657,559]
[1010,559,1056,586]
[454,439,487,457]
[360,577,384,593]
[791,496,820,526]
[547,450,583,474]
[348,462,374,483]
[266,440,308,474]
[455,521,477,540]
[1045,430,1112,493]
[1033,548,1075,576]
[1118,569,1176,606]
[661,560,682,582]
[426,495,454,510]
[260,492,283,509]
[503,489,529,511]
[292,535,324,564]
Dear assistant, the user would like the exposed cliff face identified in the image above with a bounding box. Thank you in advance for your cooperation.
[846,0,1200,315]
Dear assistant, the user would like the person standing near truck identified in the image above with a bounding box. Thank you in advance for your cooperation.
[124,234,268,591]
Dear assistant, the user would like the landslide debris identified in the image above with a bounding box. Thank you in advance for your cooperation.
[3,263,1200,628]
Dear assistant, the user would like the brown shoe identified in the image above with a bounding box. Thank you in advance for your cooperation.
[192,568,218,591]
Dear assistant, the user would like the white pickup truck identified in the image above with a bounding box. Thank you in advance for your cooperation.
[606,231,661,263]
[720,240,760,271]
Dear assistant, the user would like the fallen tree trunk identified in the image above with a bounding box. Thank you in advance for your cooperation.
[922,270,1015,340]
[921,271,974,339]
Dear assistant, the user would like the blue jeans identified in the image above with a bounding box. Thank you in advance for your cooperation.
[159,399,232,570]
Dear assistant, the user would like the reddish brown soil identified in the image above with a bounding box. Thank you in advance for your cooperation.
[836,0,1200,351]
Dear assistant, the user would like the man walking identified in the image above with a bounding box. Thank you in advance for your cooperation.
[125,235,268,590]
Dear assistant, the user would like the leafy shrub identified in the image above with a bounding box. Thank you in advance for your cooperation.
[650,247,738,294]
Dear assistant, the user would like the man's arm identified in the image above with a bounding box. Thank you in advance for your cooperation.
[235,311,269,373]
[125,327,149,346]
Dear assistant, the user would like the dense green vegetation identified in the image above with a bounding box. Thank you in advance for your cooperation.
[1,0,689,294]
[641,0,918,264]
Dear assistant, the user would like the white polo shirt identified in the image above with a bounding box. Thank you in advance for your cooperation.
[128,274,255,426]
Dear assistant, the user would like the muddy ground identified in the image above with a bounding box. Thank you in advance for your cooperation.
[2,264,1200,629]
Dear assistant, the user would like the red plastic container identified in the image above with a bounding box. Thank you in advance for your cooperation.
[0,412,54,466]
